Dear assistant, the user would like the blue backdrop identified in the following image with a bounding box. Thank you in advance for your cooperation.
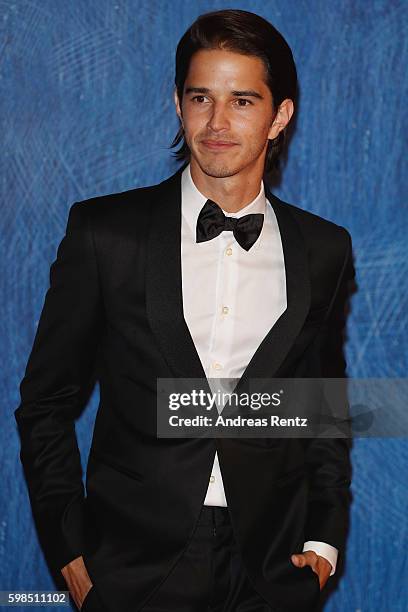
[2,1,407,610]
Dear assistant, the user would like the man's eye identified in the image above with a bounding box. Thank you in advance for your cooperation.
[191,95,207,103]
[236,99,252,107]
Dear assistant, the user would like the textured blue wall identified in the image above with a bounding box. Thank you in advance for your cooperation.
[2,1,407,610]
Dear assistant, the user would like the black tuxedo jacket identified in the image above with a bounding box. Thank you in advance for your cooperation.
[15,163,355,612]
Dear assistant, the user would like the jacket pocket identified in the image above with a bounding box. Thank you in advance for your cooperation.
[89,451,144,482]
[274,465,306,487]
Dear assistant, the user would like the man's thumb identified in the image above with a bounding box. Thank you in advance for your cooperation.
[291,553,306,567]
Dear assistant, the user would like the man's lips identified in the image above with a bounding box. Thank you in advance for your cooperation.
[201,140,238,149]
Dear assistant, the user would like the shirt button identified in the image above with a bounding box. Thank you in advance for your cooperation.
[213,362,223,370]
[226,247,233,256]
[222,306,229,314]
[210,475,215,483]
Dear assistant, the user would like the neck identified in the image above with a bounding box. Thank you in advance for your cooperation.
[189,157,264,213]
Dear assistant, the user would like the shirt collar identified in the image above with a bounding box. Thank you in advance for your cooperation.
[181,163,267,250]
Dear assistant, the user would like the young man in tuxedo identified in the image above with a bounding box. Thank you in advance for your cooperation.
[15,9,355,612]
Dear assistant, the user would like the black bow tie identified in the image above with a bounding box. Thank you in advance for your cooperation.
[196,199,264,251]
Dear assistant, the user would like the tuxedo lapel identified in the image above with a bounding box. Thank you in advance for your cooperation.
[145,163,208,381]
[145,165,311,388]
[234,185,311,393]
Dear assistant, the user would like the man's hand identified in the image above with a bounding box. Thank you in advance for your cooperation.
[61,555,93,610]
[291,551,332,591]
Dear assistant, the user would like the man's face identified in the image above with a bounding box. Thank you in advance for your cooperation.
[174,48,285,178]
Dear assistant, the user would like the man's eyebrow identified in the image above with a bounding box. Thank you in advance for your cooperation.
[231,90,264,99]
[185,86,264,100]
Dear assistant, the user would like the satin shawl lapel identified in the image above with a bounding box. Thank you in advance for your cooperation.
[145,164,207,381]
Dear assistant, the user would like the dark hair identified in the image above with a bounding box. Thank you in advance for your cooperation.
[170,9,298,177]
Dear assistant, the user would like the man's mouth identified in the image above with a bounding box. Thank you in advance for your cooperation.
[201,140,238,150]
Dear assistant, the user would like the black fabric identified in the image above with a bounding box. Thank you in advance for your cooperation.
[80,584,108,611]
[196,198,264,251]
[140,505,279,612]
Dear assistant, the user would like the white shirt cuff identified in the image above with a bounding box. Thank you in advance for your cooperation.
[302,541,338,576]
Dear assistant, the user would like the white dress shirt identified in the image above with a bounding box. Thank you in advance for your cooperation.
[180,163,337,576]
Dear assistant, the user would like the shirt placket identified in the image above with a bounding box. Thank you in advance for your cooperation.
[205,231,238,505]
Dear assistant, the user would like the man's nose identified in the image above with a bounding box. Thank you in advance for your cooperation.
[207,103,230,132]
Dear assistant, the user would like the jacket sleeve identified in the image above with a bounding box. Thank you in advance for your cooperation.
[14,201,104,574]
[303,229,355,552]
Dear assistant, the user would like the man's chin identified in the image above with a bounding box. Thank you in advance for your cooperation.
[193,157,242,179]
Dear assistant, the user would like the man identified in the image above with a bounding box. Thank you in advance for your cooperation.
[15,9,355,612]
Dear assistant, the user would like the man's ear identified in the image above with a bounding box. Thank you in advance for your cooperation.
[267,98,294,140]
[174,87,183,125]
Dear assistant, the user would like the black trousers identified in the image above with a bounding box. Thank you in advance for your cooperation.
[81,505,276,611]
[140,505,274,612]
